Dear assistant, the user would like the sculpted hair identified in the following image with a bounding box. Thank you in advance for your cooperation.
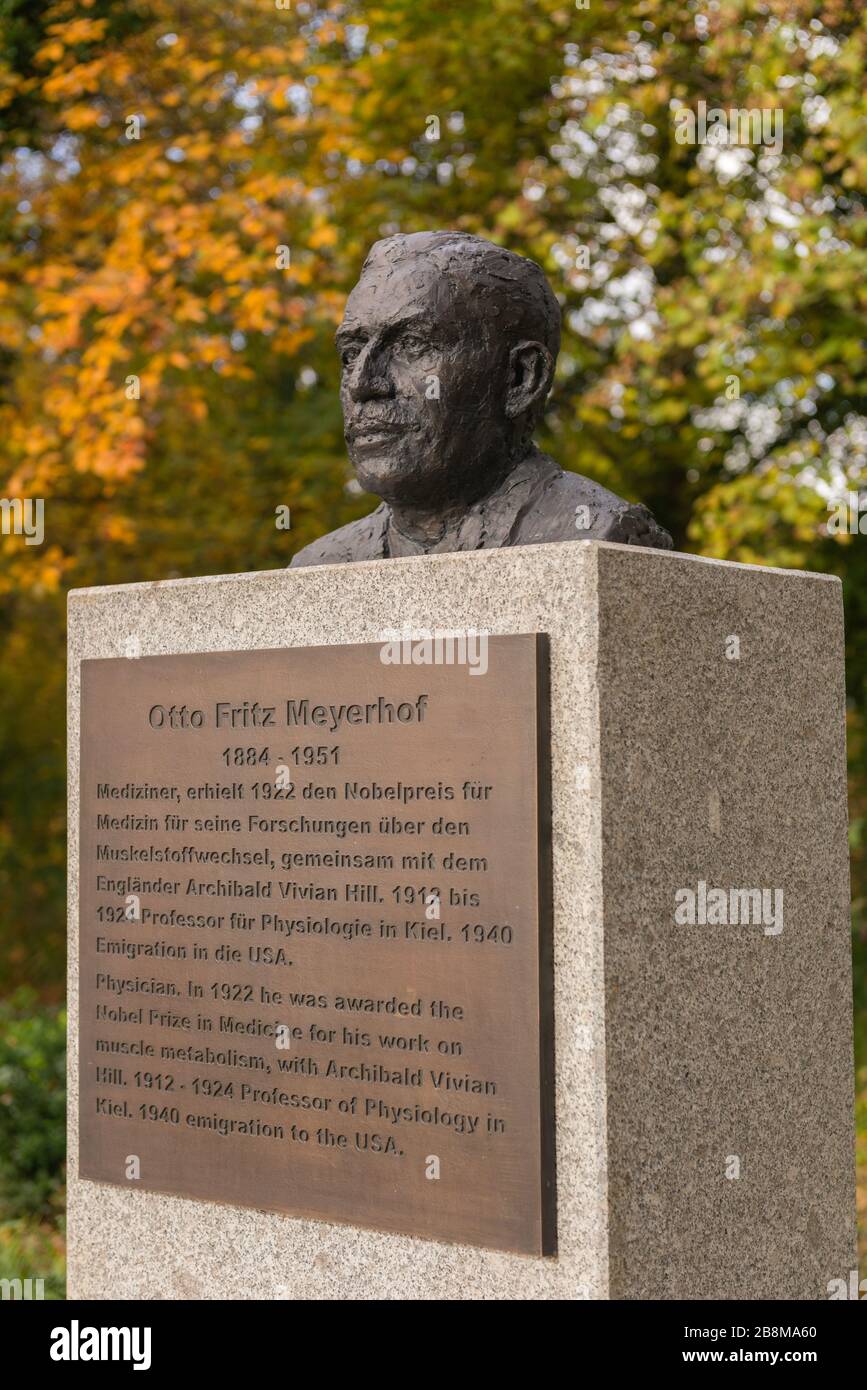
[360,231,562,428]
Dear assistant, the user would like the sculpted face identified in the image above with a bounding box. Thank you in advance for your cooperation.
[336,254,513,510]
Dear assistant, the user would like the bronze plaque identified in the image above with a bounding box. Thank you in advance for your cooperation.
[78,635,555,1254]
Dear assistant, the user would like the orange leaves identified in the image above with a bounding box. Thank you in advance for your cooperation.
[197,235,247,282]
[63,102,103,131]
[44,17,108,48]
[0,541,70,596]
[186,59,224,85]
[35,40,66,68]
[41,58,107,101]
[100,513,137,545]
[38,301,82,355]
[173,296,208,326]
[326,90,360,119]
[308,222,338,251]
[235,284,281,333]
[190,336,232,367]
[244,172,305,204]
[80,334,130,373]
[271,325,315,356]
[170,137,216,165]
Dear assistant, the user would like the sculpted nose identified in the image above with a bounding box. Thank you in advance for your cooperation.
[349,342,393,402]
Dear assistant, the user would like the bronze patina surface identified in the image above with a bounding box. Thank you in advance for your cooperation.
[290,231,672,567]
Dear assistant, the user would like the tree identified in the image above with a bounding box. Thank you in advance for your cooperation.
[0,0,864,994]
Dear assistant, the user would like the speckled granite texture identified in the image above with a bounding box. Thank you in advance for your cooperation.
[67,541,856,1299]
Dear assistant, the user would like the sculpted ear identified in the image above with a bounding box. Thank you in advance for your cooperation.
[504,340,554,421]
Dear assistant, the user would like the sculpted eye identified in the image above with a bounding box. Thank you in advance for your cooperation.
[339,342,363,368]
[397,333,430,357]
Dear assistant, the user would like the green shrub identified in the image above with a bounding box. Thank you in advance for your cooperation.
[0,1217,65,1299]
[0,989,66,1220]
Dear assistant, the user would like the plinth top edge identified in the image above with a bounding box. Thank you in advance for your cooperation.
[67,537,840,603]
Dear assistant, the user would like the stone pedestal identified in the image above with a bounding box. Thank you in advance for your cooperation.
[67,540,856,1299]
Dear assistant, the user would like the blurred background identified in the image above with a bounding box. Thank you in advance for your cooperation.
[0,0,863,1293]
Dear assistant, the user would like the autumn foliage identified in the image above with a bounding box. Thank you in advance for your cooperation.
[0,1,864,1028]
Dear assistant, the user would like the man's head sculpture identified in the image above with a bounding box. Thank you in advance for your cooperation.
[291,231,671,566]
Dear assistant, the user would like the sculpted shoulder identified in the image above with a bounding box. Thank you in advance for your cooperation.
[289,506,387,568]
[514,465,674,551]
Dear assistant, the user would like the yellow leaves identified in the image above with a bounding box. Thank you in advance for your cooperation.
[318,130,348,156]
[35,41,65,67]
[187,59,223,84]
[255,47,299,67]
[81,336,129,372]
[271,326,315,357]
[92,439,146,481]
[175,138,216,164]
[494,202,525,232]
[18,545,68,594]
[22,359,148,486]
[100,514,137,545]
[326,91,359,118]
[42,59,106,101]
[318,290,349,321]
[308,223,338,251]
[103,52,135,87]
[197,236,245,279]
[46,17,108,46]
[223,362,255,381]
[195,336,232,366]
[64,103,103,131]
[236,285,281,333]
[238,211,269,241]
[111,155,148,190]
[174,298,207,326]
[39,302,82,354]
[245,172,302,203]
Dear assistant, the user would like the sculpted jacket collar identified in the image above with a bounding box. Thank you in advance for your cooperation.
[289,449,672,567]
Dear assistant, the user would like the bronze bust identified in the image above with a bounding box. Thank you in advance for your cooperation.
[290,231,671,567]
